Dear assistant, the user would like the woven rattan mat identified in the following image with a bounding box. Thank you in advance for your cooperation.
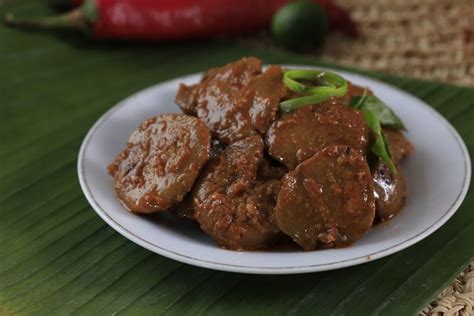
[321,1,474,314]
[320,0,474,87]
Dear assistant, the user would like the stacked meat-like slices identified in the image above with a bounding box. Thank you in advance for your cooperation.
[109,57,412,251]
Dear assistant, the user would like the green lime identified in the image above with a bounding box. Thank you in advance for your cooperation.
[272,0,329,51]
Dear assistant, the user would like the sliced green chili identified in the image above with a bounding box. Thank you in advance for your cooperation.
[279,69,348,112]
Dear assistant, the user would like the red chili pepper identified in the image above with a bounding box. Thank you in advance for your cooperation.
[314,0,358,38]
[5,0,357,40]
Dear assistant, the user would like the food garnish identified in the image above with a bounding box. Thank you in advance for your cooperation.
[279,69,348,112]
[351,92,406,130]
[362,110,398,174]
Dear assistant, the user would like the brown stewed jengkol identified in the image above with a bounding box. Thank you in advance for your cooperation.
[108,57,413,251]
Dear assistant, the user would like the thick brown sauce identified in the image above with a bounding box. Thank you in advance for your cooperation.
[109,57,413,252]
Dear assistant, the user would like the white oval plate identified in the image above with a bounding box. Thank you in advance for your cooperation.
[78,66,471,274]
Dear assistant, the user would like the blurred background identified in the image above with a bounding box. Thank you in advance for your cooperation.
[3,0,473,88]
[244,0,474,86]
[322,0,474,86]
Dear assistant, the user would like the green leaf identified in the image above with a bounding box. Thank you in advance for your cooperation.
[351,95,406,129]
[381,130,392,158]
[362,110,397,174]
[350,88,369,109]
[0,2,472,315]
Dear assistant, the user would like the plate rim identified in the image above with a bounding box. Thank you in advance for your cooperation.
[77,66,471,274]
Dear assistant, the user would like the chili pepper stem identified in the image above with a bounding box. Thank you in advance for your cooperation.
[4,9,88,32]
[3,0,97,33]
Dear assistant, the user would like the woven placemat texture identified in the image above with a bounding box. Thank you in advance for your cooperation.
[320,0,474,87]
[321,1,474,314]
[421,264,474,316]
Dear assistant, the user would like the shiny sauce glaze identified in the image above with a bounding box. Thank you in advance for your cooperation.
[109,57,413,251]
[176,57,286,144]
[266,100,369,169]
[191,136,282,250]
[275,145,375,250]
[108,114,210,213]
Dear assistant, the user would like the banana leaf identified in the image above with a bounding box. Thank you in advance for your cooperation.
[0,2,473,315]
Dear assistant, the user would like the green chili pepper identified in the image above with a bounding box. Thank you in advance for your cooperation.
[279,69,347,112]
